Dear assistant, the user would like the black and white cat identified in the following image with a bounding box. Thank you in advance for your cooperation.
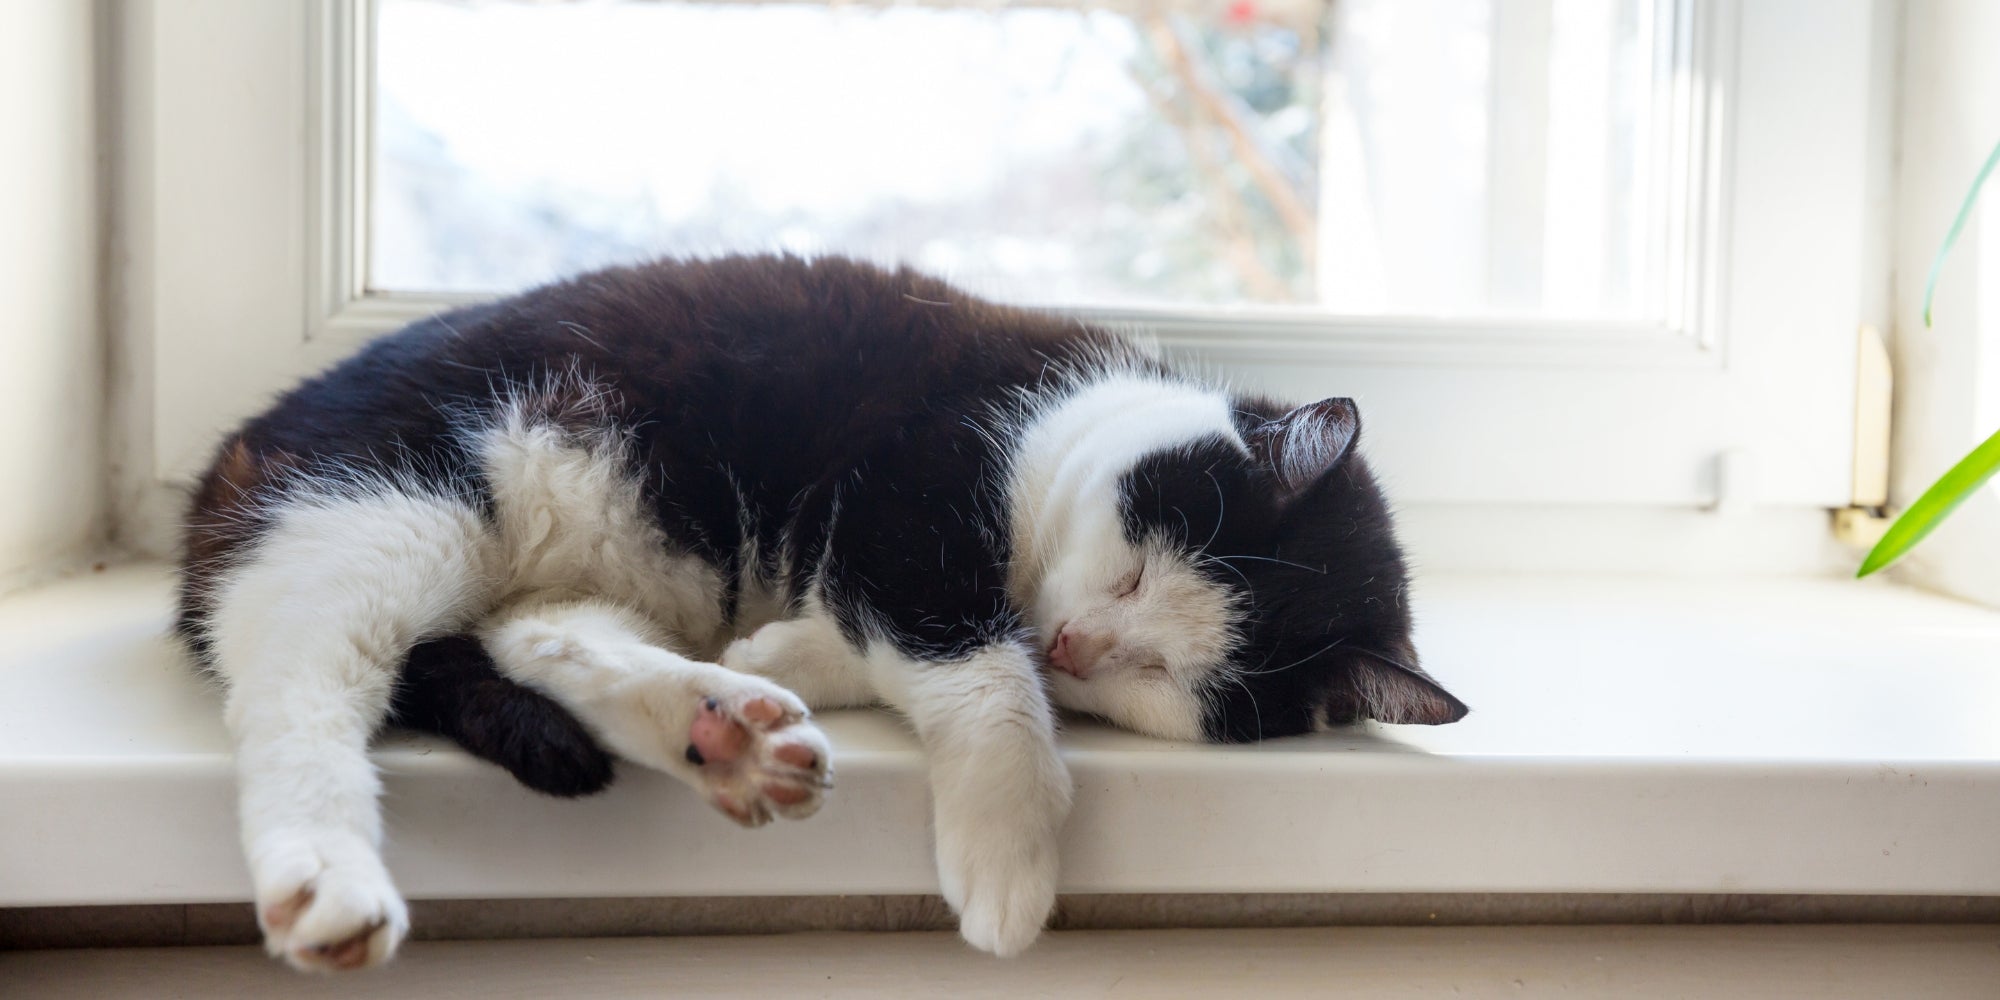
[175,254,1466,972]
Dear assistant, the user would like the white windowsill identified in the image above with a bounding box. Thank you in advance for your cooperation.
[4,563,1999,908]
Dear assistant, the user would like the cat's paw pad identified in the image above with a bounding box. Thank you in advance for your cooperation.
[682,682,831,826]
[252,835,408,972]
[938,833,1058,958]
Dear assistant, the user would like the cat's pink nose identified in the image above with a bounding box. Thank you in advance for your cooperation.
[1048,625,1112,679]
[1048,628,1080,676]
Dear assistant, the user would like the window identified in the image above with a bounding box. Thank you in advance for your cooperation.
[123,0,1892,556]
[372,0,1671,321]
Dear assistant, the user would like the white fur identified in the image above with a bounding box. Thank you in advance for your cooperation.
[1003,373,1246,742]
[212,367,1253,969]
[720,614,1071,954]
[208,487,497,972]
[483,597,830,824]
[710,374,1248,956]
[721,610,876,708]
[208,391,833,969]
[474,393,726,655]
[466,406,831,824]
[877,641,1071,957]
[1005,372,1241,595]
[465,390,1083,955]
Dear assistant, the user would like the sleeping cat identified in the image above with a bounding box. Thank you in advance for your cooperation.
[175,254,1466,972]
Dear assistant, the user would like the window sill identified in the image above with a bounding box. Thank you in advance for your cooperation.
[4,564,1998,907]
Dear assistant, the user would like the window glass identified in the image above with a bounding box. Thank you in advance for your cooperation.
[372,0,1666,318]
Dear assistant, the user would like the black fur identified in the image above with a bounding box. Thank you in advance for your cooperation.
[390,636,615,797]
[176,254,1460,794]
[1117,413,1460,742]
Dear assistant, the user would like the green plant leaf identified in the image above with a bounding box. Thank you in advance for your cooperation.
[1923,136,2000,328]
[1858,426,2000,576]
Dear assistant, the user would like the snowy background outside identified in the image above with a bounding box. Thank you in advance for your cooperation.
[373,0,1658,318]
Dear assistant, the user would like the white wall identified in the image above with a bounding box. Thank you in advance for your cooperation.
[1890,0,2000,604]
[0,2,107,586]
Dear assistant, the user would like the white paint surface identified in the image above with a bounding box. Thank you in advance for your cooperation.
[0,1,105,585]
[1888,0,2000,607]
[6,564,2000,907]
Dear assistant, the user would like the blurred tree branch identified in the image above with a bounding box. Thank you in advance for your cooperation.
[1130,36,1286,300]
[1130,4,1322,299]
[1144,11,1316,260]
[511,0,1330,302]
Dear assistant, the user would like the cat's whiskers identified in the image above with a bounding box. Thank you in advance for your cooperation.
[1193,552,1250,588]
[1201,468,1227,552]
[1216,553,1328,575]
[1220,670,1264,740]
[1236,636,1348,679]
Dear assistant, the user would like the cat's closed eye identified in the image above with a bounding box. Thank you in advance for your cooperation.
[1113,568,1143,598]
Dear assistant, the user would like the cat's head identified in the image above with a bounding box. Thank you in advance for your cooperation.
[1033,396,1467,742]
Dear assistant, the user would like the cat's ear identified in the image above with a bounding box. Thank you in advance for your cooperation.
[1322,650,1468,727]
[1246,398,1361,498]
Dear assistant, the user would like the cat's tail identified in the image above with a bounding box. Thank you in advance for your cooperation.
[391,634,616,798]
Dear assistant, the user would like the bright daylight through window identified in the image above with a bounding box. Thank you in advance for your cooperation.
[372,0,1671,320]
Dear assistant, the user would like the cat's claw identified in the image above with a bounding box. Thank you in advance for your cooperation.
[682,683,831,826]
[251,832,409,972]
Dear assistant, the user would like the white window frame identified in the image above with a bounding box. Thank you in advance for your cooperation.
[1885,0,2000,607]
[115,0,1897,554]
[315,0,1721,360]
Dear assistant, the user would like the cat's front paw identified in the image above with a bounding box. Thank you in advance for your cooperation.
[677,679,832,826]
[936,826,1059,957]
[250,831,409,972]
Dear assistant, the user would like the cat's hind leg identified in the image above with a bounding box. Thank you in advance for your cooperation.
[205,488,497,972]
[482,598,833,826]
